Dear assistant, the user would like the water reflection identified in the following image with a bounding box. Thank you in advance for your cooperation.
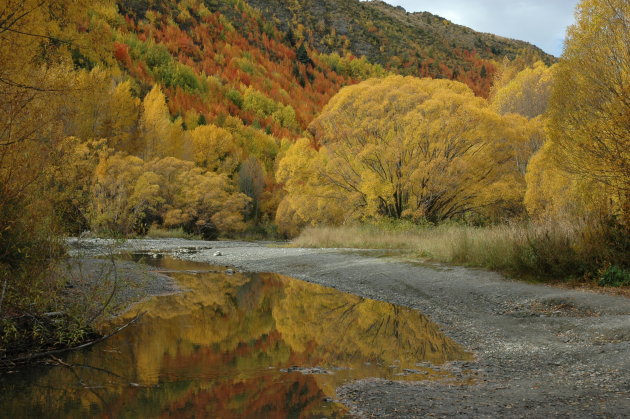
[0,255,471,418]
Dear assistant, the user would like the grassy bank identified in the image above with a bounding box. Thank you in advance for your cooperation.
[293,220,630,286]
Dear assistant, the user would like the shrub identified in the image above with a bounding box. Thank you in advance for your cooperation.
[599,266,630,287]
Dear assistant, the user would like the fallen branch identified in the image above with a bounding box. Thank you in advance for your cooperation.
[3,312,145,365]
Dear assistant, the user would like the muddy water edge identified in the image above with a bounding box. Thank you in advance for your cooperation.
[0,253,474,418]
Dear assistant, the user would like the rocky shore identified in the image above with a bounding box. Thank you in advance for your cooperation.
[73,238,630,418]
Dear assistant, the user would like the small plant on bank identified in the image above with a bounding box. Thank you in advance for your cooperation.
[599,266,630,287]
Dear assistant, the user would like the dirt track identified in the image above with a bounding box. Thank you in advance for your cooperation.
[72,238,630,418]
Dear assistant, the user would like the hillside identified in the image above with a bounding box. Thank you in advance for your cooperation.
[56,0,558,230]
[114,0,373,138]
[243,0,555,95]
[0,0,562,239]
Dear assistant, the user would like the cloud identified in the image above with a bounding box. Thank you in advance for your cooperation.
[383,0,579,56]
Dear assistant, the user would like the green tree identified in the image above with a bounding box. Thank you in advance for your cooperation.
[296,43,313,65]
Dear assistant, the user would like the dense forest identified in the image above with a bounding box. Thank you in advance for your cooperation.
[0,0,628,353]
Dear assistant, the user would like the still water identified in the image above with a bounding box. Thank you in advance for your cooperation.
[0,255,471,418]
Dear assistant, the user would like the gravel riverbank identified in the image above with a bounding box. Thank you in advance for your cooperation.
[70,238,630,418]
[61,256,180,319]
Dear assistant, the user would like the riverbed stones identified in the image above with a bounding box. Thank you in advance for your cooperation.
[70,239,630,418]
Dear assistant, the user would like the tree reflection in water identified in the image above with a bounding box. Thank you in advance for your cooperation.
[0,255,471,418]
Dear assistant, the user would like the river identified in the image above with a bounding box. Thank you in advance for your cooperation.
[0,253,472,418]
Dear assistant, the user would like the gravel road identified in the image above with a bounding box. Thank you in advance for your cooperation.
[70,238,630,418]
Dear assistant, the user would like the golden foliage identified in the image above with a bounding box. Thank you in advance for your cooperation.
[546,0,630,224]
[90,154,250,237]
[68,68,140,149]
[524,141,598,218]
[0,0,109,312]
[491,61,555,118]
[276,76,535,234]
[140,85,190,160]
[190,124,240,173]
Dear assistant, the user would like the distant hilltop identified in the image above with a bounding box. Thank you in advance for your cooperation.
[243,0,554,95]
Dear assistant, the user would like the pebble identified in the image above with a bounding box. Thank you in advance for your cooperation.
[214,251,222,256]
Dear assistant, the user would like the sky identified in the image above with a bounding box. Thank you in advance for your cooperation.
[383,0,579,57]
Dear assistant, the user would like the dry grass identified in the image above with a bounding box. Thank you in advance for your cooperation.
[292,219,625,281]
[293,223,530,269]
[145,226,199,240]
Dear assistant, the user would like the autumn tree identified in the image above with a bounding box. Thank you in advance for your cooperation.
[147,157,250,238]
[275,138,347,236]
[140,85,190,160]
[190,124,241,173]
[242,87,299,131]
[277,76,529,233]
[238,156,266,220]
[90,153,162,236]
[524,141,605,219]
[46,137,111,234]
[66,68,140,151]
[90,154,250,238]
[491,61,555,119]
[0,0,108,313]
[546,0,629,226]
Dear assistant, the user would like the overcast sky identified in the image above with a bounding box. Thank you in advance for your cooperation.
[383,0,579,56]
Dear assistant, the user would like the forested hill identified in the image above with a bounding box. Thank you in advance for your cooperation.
[242,0,555,95]
[117,0,553,105]
[58,0,558,233]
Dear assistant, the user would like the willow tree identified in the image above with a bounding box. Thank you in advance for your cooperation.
[547,0,630,224]
[90,155,250,238]
[491,61,555,119]
[277,76,528,232]
[0,0,108,313]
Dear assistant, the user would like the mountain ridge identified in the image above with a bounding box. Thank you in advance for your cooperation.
[241,0,554,96]
[366,1,550,56]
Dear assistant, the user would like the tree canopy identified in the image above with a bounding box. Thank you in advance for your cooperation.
[545,0,629,225]
[276,76,535,233]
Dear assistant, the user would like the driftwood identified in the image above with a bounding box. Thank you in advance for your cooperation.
[1,312,144,369]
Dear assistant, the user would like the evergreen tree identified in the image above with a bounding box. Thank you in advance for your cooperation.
[285,27,296,46]
[296,43,313,66]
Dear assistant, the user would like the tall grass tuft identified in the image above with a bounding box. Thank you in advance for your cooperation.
[145,226,200,240]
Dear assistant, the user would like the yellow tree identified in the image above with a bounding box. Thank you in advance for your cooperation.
[190,124,241,173]
[46,137,111,234]
[480,113,547,219]
[140,85,190,160]
[90,155,250,238]
[524,141,606,219]
[90,154,163,235]
[68,68,140,151]
[276,138,347,235]
[491,61,555,119]
[146,158,250,238]
[279,76,523,228]
[547,0,630,224]
[0,0,108,312]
